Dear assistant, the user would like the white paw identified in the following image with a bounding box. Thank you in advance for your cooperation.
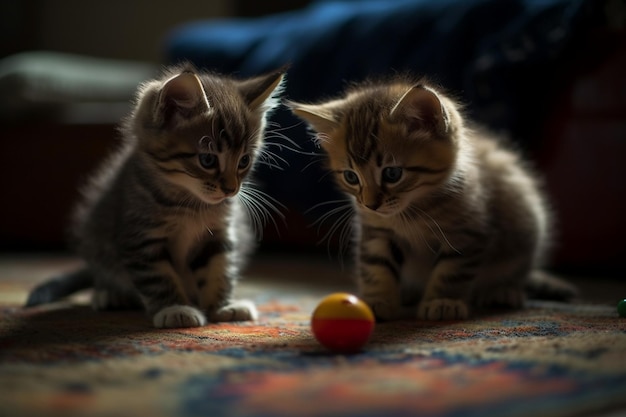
[153,305,207,328]
[418,298,468,320]
[209,299,258,322]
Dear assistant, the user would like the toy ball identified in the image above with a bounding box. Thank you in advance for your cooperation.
[311,293,375,353]
[618,299,626,318]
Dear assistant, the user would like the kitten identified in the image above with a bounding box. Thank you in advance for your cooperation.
[289,76,577,321]
[26,64,286,328]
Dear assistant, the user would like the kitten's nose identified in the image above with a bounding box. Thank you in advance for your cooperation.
[362,191,382,212]
[364,202,381,211]
[221,186,236,197]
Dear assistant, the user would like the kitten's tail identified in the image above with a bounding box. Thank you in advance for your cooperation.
[25,268,93,307]
[525,270,579,302]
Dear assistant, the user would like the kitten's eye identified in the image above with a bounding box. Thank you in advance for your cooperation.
[199,153,218,169]
[238,154,251,170]
[343,170,360,185]
[382,167,403,183]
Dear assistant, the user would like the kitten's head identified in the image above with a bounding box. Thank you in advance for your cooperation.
[289,79,462,217]
[128,64,285,205]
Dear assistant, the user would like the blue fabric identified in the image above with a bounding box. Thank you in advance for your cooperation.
[164,0,599,219]
[166,0,594,123]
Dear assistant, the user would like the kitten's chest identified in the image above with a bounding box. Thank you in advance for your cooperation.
[167,210,228,269]
[363,213,443,256]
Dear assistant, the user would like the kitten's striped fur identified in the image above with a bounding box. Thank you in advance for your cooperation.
[290,76,576,320]
[26,64,285,328]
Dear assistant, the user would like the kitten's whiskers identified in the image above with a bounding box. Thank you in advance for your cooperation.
[400,208,437,255]
[414,206,460,254]
[405,205,460,255]
[306,199,354,264]
[238,183,286,240]
[254,123,321,171]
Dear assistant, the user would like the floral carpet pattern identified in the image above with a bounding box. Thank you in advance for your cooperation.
[0,256,625,417]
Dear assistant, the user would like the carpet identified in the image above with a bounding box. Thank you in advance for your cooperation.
[0,254,625,417]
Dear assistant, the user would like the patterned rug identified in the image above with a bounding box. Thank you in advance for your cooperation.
[0,254,625,417]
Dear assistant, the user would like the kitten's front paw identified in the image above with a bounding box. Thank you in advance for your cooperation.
[153,305,207,328]
[209,299,258,322]
[418,299,468,320]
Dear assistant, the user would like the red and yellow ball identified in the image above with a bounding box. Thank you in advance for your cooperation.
[311,293,375,353]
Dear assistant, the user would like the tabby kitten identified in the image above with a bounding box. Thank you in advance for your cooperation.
[290,77,576,321]
[26,64,285,328]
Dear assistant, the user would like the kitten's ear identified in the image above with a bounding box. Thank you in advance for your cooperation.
[390,85,448,135]
[288,101,341,135]
[238,67,287,113]
[159,72,210,111]
[156,72,210,126]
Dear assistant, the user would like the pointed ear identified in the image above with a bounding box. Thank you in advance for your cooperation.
[389,85,448,135]
[288,100,342,135]
[159,72,210,112]
[238,67,287,112]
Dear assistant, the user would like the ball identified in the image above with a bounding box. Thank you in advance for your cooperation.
[618,299,626,318]
[311,293,375,353]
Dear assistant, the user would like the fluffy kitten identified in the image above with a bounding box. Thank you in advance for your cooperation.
[290,77,576,321]
[26,64,285,328]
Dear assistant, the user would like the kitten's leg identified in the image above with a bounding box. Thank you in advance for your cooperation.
[418,251,480,320]
[92,285,142,311]
[125,250,207,328]
[357,232,414,320]
[473,260,531,309]
[474,282,526,309]
[89,267,143,311]
[191,239,257,323]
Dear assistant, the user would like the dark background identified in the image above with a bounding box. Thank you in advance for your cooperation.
[1,0,624,278]
[0,1,311,61]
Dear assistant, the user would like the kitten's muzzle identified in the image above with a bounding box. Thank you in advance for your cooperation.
[364,202,382,211]
[221,186,237,196]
